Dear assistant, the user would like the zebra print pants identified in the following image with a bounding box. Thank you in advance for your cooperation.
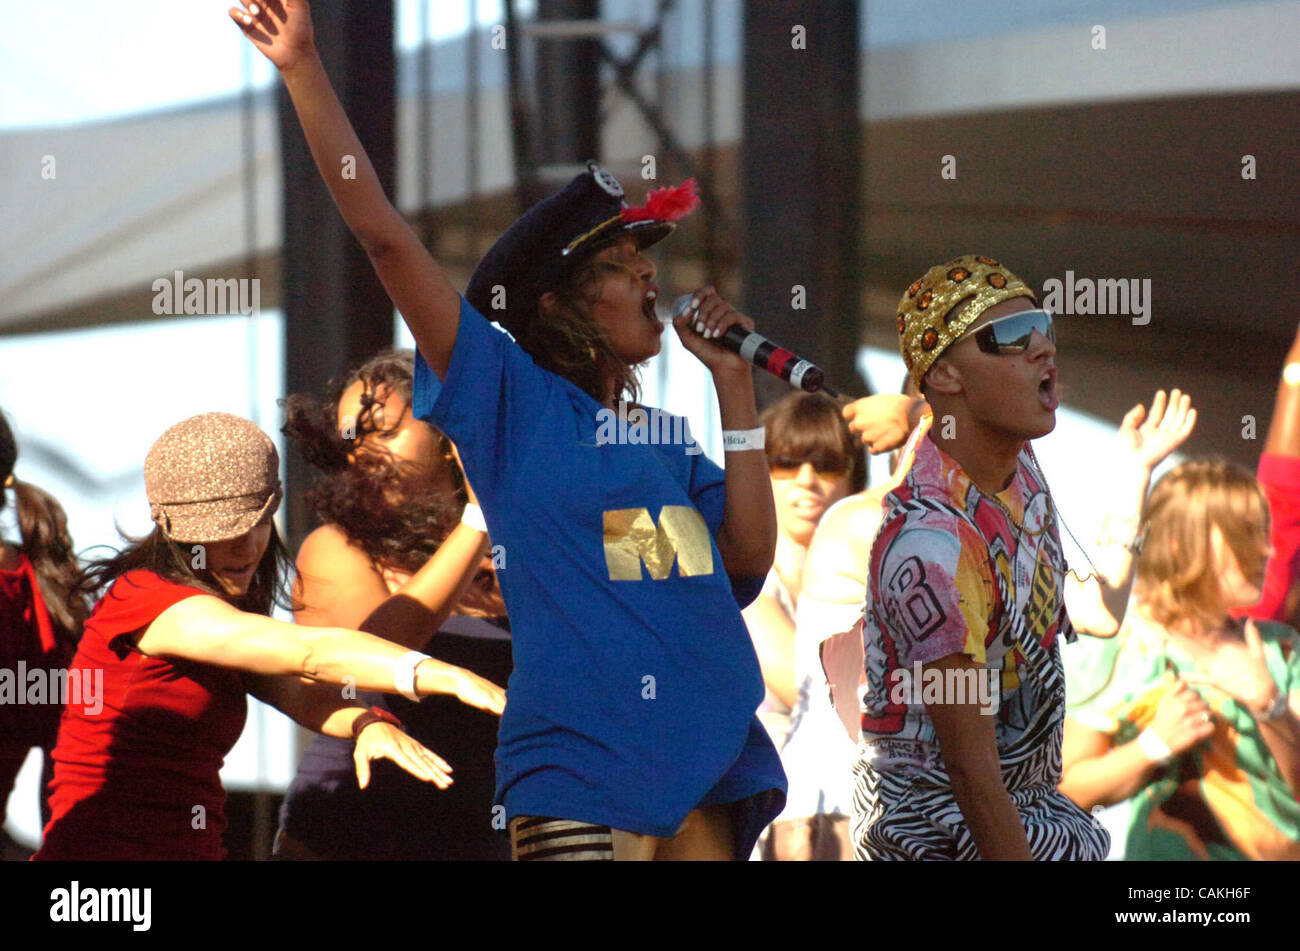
[850,737,1110,861]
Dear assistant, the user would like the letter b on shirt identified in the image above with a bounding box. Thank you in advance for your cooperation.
[603,506,713,581]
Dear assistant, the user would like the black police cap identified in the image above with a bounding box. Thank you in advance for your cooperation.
[466,162,696,336]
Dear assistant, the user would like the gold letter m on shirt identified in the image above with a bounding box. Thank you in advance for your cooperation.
[603,506,714,581]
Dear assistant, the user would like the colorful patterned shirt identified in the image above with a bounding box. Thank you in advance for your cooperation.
[853,435,1106,860]
[860,435,1071,772]
[1065,619,1300,860]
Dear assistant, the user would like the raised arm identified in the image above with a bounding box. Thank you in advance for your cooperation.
[231,0,460,376]
[1237,325,1300,626]
[296,520,488,652]
[136,594,505,714]
[842,394,926,455]
[1065,389,1196,636]
[1265,325,1300,458]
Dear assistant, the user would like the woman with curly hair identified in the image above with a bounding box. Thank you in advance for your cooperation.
[273,350,511,860]
[1062,459,1300,860]
[0,410,88,858]
[236,0,784,860]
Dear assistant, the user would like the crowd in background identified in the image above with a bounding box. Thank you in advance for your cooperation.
[4,308,1298,859]
[1,0,1296,863]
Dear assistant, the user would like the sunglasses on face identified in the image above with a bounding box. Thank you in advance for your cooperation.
[768,453,851,479]
[963,308,1056,355]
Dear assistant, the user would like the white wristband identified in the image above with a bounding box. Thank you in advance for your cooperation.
[1136,727,1173,764]
[722,427,765,452]
[394,650,431,702]
[461,502,487,533]
[1260,690,1289,722]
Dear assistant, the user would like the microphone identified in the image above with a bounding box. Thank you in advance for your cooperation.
[669,294,838,397]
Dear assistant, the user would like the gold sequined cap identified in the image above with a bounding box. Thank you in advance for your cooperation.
[144,412,282,544]
[898,254,1039,389]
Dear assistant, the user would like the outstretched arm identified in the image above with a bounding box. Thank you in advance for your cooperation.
[136,594,505,715]
[245,674,454,788]
[842,394,926,455]
[231,0,460,377]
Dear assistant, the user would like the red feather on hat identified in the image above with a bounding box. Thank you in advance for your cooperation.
[620,178,700,223]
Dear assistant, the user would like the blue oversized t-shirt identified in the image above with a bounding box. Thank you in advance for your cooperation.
[413,297,786,843]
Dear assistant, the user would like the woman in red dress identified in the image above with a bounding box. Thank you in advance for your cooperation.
[34,412,504,860]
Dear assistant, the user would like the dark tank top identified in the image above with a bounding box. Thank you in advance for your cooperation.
[278,614,512,859]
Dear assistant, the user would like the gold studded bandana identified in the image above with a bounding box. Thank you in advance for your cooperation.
[897,254,1039,389]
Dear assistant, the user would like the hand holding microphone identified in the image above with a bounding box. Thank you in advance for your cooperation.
[670,289,836,396]
[669,286,755,380]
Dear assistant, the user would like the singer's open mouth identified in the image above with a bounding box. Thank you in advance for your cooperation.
[1038,367,1058,411]
[642,288,659,325]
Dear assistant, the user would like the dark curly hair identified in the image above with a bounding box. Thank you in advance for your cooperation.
[281,349,463,575]
[514,255,643,406]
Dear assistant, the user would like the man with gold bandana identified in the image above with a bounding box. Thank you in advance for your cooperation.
[847,254,1194,859]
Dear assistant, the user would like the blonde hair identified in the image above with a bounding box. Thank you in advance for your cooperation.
[1135,459,1270,629]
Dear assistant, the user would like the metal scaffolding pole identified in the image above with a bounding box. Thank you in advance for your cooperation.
[508,0,602,208]
[741,0,867,408]
[279,2,396,554]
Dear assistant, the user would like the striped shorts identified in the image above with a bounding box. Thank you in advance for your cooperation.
[508,816,615,861]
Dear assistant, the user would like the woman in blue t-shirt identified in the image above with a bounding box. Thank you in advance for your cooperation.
[236,0,785,859]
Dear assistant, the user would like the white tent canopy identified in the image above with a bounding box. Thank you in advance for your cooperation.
[2,0,1295,335]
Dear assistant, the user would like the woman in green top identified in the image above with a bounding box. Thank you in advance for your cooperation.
[1061,459,1300,860]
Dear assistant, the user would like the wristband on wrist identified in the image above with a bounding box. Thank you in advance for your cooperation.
[351,705,403,741]
[1136,727,1173,764]
[722,427,766,452]
[394,651,431,702]
[1098,515,1147,555]
[461,502,487,533]
[1260,690,1290,722]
